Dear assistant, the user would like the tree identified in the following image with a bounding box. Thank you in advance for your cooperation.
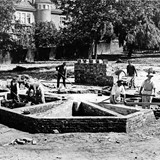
[35,22,58,48]
[54,0,115,59]
[55,0,160,58]
[0,0,18,52]
[0,0,29,63]
[113,0,160,57]
[11,21,35,62]
[34,21,58,60]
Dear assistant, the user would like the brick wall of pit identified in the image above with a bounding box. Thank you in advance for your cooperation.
[126,110,156,132]
[0,105,155,134]
[74,61,113,86]
[0,107,127,133]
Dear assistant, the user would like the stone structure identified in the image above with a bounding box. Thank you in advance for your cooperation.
[74,59,113,86]
[0,100,156,133]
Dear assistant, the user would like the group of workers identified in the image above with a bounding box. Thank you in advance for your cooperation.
[57,60,156,109]
[9,60,156,109]
[110,60,156,109]
[10,62,67,105]
[10,75,45,105]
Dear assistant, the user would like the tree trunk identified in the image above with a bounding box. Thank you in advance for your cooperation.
[88,44,93,59]
[0,50,11,64]
[94,40,97,60]
[25,48,35,62]
[49,47,56,60]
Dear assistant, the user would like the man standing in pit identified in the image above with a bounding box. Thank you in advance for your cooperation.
[139,73,156,109]
[24,79,45,104]
[110,80,126,104]
[10,77,20,102]
[127,60,138,88]
[56,62,67,89]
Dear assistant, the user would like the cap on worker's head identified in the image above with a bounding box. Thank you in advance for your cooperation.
[147,73,154,77]
[117,80,124,84]
[13,75,19,80]
[12,77,17,81]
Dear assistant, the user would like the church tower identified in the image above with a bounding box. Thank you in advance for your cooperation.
[35,0,52,22]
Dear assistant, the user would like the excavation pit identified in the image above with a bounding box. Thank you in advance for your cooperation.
[0,94,156,133]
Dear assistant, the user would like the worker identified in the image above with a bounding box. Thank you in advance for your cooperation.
[56,62,67,89]
[10,77,20,102]
[115,69,126,80]
[139,73,156,109]
[110,80,126,104]
[127,60,138,89]
[24,80,45,104]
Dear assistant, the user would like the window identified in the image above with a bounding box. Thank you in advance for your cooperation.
[17,12,21,21]
[39,4,41,9]
[15,12,32,24]
[21,13,26,24]
[43,5,45,9]
[27,13,31,24]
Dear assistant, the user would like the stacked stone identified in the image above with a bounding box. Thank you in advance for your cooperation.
[74,59,113,86]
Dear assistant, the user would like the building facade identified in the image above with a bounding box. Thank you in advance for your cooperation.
[14,0,64,29]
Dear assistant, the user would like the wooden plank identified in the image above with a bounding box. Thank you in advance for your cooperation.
[134,94,155,97]
[125,101,160,106]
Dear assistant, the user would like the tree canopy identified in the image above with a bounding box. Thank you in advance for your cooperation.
[54,0,160,57]
[0,0,17,51]
[13,22,35,50]
[53,0,116,58]
[113,0,160,49]
[1,0,160,60]
[35,22,58,48]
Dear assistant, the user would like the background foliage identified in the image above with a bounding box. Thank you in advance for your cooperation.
[1,0,160,60]
[54,0,160,57]
[35,22,58,48]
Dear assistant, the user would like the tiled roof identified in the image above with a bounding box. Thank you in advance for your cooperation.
[15,1,36,12]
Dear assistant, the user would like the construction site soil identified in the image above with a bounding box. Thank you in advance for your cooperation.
[1,58,160,160]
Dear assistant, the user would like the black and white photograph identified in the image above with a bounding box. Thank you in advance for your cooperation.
[1,0,160,159]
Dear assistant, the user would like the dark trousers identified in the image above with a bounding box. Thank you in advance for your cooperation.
[11,92,20,102]
[57,74,66,88]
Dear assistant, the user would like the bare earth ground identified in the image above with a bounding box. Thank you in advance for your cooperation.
[1,58,160,160]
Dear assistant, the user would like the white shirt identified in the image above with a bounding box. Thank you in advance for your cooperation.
[110,84,125,101]
[141,79,155,91]
[141,79,155,95]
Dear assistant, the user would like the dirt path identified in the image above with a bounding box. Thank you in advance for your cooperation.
[1,120,160,160]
